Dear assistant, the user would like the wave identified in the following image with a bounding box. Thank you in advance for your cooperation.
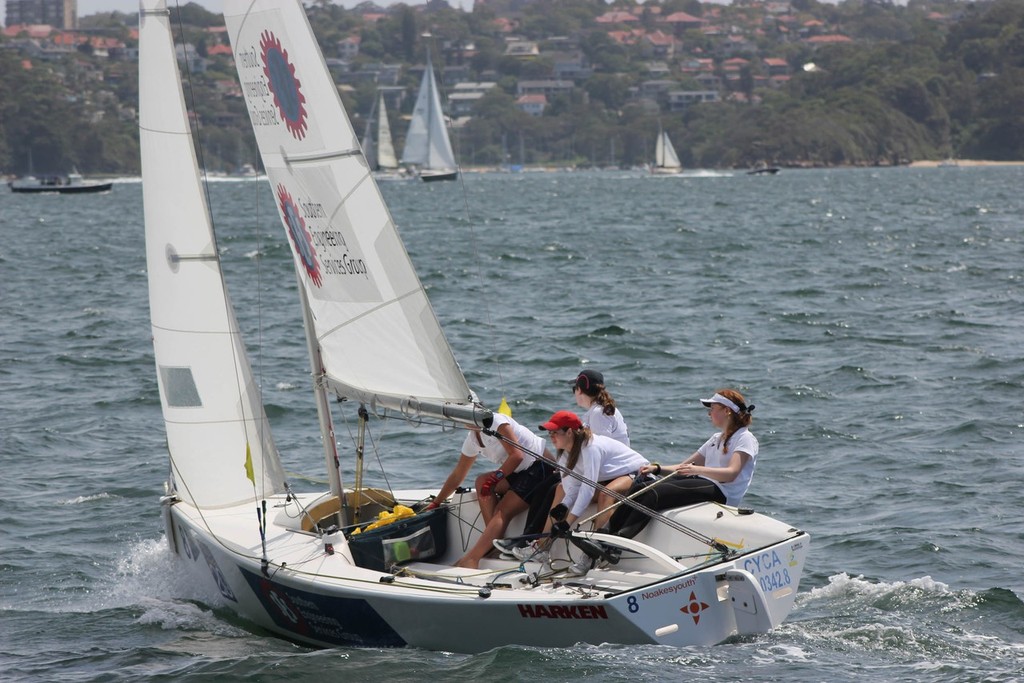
[62,492,114,505]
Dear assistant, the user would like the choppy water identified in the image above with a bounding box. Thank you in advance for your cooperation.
[2,166,1023,681]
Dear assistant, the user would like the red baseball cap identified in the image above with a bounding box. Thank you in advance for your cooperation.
[539,410,583,431]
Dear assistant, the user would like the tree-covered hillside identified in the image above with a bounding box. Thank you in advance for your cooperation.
[0,0,1021,174]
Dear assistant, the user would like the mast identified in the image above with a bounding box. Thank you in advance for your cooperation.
[362,93,378,171]
[295,274,345,505]
[425,42,435,165]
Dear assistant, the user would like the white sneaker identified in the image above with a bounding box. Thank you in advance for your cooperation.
[492,538,517,558]
[567,555,593,576]
[511,541,549,563]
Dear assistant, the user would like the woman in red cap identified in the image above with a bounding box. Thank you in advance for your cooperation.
[516,369,631,541]
[510,410,648,568]
[606,388,758,539]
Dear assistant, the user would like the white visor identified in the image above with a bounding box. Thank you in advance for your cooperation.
[700,393,740,414]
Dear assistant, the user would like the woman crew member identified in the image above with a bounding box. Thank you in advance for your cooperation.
[428,413,551,525]
[572,369,629,446]
[607,389,757,539]
[513,410,648,565]
[519,369,632,538]
[445,414,554,569]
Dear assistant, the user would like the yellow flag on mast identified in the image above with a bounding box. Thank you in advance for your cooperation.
[497,397,512,417]
[244,442,255,484]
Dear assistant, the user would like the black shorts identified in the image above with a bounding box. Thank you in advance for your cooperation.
[506,460,556,504]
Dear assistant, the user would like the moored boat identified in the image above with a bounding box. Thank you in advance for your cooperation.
[9,172,113,194]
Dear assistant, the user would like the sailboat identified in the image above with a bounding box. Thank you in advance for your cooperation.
[652,125,682,175]
[361,90,404,180]
[142,0,808,653]
[400,45,458,182]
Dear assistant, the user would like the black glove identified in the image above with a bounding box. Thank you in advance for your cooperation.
[550,520,571,538]
[549,503,568,521]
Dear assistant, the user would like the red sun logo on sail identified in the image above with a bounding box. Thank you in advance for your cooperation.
[260,30,308,140]
[277,184,322,287]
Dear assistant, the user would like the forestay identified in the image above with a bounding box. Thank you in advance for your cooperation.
[139,0,286,508]
[223,0,475,419]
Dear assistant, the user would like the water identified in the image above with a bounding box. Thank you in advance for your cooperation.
[2,166,1023,681]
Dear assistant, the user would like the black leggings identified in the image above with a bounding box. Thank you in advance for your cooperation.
[607,475,726,539]
[522,471,562,536]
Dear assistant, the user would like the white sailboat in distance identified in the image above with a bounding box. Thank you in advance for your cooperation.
[362,89,403,180]
[652,124,682,175]
[142,0,808,653]
[400,44,458,182]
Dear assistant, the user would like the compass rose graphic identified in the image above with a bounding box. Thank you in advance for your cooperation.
[260,30,308,140]
[277,184,322,287]
[680,591,710,625]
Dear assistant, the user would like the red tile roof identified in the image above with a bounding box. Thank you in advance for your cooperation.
[596,11,639,24]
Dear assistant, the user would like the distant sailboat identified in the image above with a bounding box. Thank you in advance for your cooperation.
[362,90,402,179]
[652,125,682,175]
[401,46,458,182]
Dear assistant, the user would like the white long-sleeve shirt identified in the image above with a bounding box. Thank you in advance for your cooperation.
[560,434,648,517]
[583,403,630,446]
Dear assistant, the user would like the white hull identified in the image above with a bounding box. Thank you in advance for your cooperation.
[163,491,808,652]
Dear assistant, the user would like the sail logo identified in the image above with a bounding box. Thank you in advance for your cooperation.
[277,184,323,287]
[680,590,709,625]
[260,30,308,140]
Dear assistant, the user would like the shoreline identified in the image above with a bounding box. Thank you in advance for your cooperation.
[907,159,1024,168]
[6,160,1023,183]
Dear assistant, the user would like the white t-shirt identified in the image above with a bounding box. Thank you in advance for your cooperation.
[695,427,758,507]
[460,413,544,473]
[583,403,630,446]
[560,434,648,517]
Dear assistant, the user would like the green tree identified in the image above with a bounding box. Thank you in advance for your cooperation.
[400,6,418,63]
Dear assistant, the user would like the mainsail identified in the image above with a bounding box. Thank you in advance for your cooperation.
[223,0,474,418]
[400,51,457,173]
[139,0,286,508]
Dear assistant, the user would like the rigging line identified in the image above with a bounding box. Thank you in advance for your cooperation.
[251,156,275,494]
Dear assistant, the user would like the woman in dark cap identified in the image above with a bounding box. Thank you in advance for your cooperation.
[606,389,758,539]
[572,369,630,446]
